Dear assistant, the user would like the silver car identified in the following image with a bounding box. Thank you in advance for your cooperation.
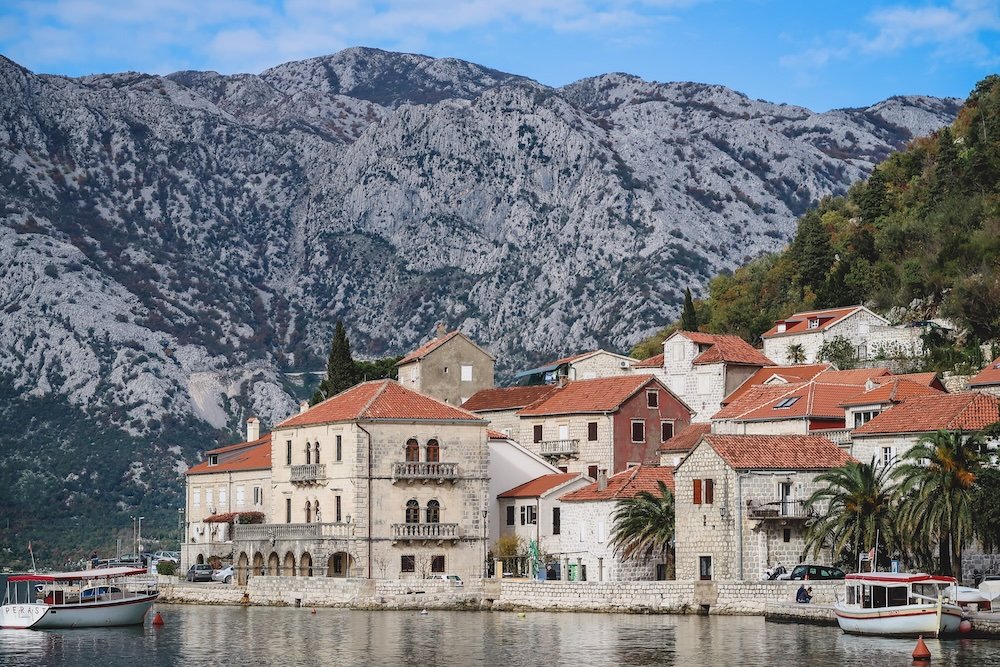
[212,564,234,584]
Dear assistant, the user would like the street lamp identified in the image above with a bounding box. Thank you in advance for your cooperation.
[345,515,352,578]
[138,517,145,556]
[482,508,488,580]
[129,515,136,558]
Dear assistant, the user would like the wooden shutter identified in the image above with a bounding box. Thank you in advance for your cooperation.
[588,422,598,441]
[693,479,702,504]
[705,478,714,505]
[533,424,543,443]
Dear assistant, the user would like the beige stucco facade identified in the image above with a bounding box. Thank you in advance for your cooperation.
[397,333,494,406]
[183,466,270,570]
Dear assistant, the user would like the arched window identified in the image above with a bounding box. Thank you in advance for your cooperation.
[426,439,440,463]
[314,501,321,523]
[405,438,419,462]
[405,499,420,524]
[314,442,320,465]
[305,442,311,465]
[305,500,312,524]
[426,499,440,524]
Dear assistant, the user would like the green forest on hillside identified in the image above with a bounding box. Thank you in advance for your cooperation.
[634,75,1000,368]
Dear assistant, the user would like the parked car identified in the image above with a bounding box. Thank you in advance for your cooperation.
[186,564,214,582]
[212,565,234,584]
[426,574,463,586]
[152,551,179,563]
[788,564,846,580]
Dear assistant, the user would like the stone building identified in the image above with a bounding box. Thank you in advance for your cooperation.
[840,375,944,434]
[658,423,711,468]
[486,430,562,545]
[673,434,851,582]
[461,385,557,437]
[514,375,692,476]
[761,305,889,365]
[229,379,490,583]
[969,356,1000,397]
[513,350,637,385]
[496,473,591,562]
[559,465,676,581]
[396,328,494,406]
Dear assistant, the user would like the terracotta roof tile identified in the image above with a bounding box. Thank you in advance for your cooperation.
[841,378,944,407]
[689,335,774,366]
[715,375,880,422]
[187,435,272,475]
[700,434,852,470]
[635,353,664,369]
[853,393,1000,436]
[970,357,1000,387]
[278,380,483,428]
[498,473,582,498]
[462,385,558,412]
[517,375,665,417]
[658,423,711,453]
[487,429,510,440]
[561,465,675,502]
[714,383,807,419]
[762,306,869,338]
[204,433,270,456]
[396,331,462,365]
[813,367,892,384]
[721,364,831,406]
[892,372,942,388]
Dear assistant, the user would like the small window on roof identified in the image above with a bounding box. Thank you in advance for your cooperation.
[808,319,820,329]
[774,396,800,409]
[209,455,218,466]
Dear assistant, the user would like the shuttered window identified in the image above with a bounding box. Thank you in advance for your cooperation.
[533,425,543,443]
[693,479,702,505]
[705,478,714,505]
[588,422,598,441]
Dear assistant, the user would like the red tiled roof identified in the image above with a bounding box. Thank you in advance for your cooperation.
[396,331,462,365]
[186,435,272,475]
[841,378,944,407]
[714,373,883,422]
[561,465,675,502]
[498,473,581,498]
[689,335,774,367]
[762,306,870,338]
[721,364,832,406]
[658,423,711,453]
[714,383,807,419]
[204,434,269,456]
[635,353,664,369]
[813,367,892,384]
[462,385,557,412]
[487,429,510,440]
[970,357,1000,387]
[853,393,1000,436]
[278,380,484,428]
[517,375,665,417]
[700,434,852,470]
[892,372,942,388]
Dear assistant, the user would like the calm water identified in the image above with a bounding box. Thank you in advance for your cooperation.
[1,605,998,667]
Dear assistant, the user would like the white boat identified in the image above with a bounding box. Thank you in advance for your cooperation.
[835,572,964,638]
[0,566,158,629]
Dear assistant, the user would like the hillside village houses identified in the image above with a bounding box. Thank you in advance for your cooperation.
[182,308,1000,583]
[513,350,637,385]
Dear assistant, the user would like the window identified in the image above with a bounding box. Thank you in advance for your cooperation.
[520,505,537,525]
[774,396,800,409]
[426,499,440,523]
[533,425,543,443]
[672,343,683,361]
[401,555,415,573]
[552,508,561,535]
[305,442,311,465]
[314,442,320,465]
[506,505,515,526]
[253,486,262,506]
[699,556,713,581]
[646,390,659,408]
[704,479,714,505]
[219,489,227,505]
[588,465,599,479]
[661,421,674,442]
[314,500,320,522]
[854,410,881,428]
[461,365,473,382]
[305,501,312,524]
[783,528,791,543]
[336,495,342,523]
[285,498,292,523]
[405,438,420,462]
[697,374,711,396]
[206,489,214,508]
[693,479,702,505]
[631,420,645,442]
[808,318,819,329]
[776,323,786,333]
[558,424,569,441]
[209,454,218,466]
[882,447,896,467]
[443,366,449,374]
[286,440,292,465]
[193,489,201,507]
[405,500,420,524]
[431,555,445,573]
[426,439,440,463]
[336,435,342,462]
[588,422,598,441]
[596,521,606,543]
[558,466,568,473]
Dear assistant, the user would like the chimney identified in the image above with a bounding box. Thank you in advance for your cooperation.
[597,469,608,491]
[246,416,260,442]
[299,400,309,414]
[557,374,569,388]
[436,322,447,338]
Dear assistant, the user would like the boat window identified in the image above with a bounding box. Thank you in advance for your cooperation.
[872,585,887,608]
[888,586,908,607]
[846,586,856,605]
[862,584,872,608]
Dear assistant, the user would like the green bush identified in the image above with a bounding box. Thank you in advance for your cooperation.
[156,560,177,576]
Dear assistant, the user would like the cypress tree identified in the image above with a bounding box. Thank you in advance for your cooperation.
[790,211,834,295]
[311,322,356,404]
[857,167,889,225]
[681,288,698,331]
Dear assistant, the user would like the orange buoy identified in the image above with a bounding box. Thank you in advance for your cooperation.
[152,611,164,626]
[912,635,930,661]
[960,619,973,634]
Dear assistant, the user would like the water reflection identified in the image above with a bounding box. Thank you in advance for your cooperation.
[1,605,999,667]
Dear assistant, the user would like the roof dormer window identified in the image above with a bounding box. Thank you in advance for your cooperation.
[209,455,219,466]
[808,319,820,329]
[776,323,786,333]
[774,397,800,409]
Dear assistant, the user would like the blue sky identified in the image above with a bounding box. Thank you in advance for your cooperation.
[0,0,997,111]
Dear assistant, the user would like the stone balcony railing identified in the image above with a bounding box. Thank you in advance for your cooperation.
[747,500,812,520]
[233,522,352,541]
[391,523,459,541]
[813,428,852,447]
[290,464,326,484]
[392,461,459,483]
[538,439,579,457]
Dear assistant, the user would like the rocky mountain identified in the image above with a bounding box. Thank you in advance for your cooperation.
[0,47,960,558]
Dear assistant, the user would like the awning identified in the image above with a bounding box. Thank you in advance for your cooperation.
[512,363,561,380]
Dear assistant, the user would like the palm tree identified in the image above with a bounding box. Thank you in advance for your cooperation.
[609,481,675,576]
[893,429,985,581]
[802,460,897,567]
[787,343,807,365]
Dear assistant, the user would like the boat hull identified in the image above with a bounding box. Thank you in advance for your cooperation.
[835,603,963,637]
[0,594,157,630]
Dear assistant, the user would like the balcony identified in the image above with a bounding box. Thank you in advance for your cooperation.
[538,439,579,458]
[392,461,459,483]
[813,428,852,447]
[290,464,326,485]
[747,500,813,521]
[391,523,459,542]
[233,522,352,541]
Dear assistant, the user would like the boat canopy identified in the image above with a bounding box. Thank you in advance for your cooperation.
[845,572,956,585]
[8,567,148,582]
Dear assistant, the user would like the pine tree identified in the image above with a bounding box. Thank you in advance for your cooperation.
[857,167,889,224]
[790,210,834,296]
[681,288,698,331]
[311,322,356,405]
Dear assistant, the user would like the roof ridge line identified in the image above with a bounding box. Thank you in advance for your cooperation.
[357,379,392,418]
